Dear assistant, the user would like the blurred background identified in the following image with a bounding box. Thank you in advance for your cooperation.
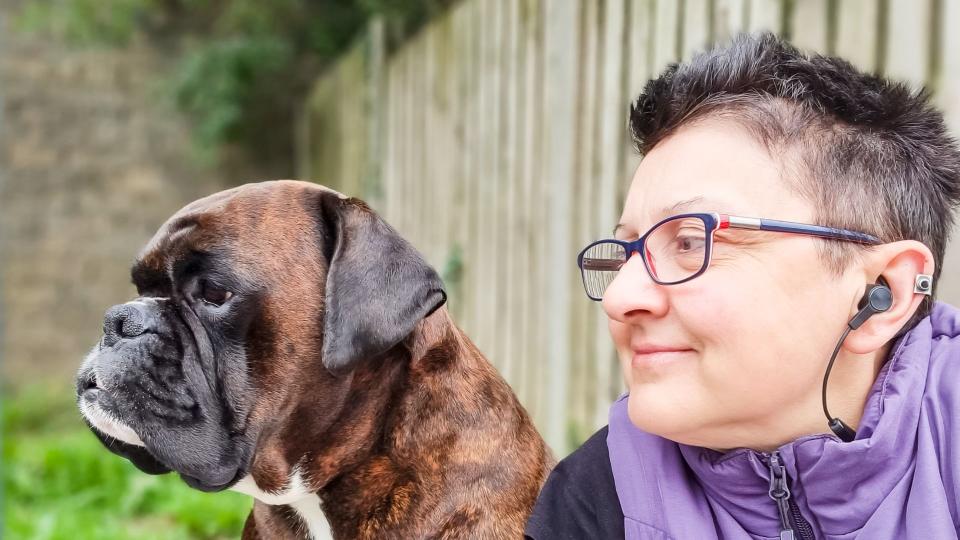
[2,0,959,538]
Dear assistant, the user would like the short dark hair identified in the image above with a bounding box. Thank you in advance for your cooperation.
[629,31,960,329]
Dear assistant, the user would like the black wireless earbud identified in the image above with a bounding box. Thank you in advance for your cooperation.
[824,279,893,442]
[848,281,894,330]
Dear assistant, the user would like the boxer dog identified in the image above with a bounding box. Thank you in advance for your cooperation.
[76,180,553,539]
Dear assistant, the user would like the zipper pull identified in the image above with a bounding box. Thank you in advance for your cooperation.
[767,452,796,540]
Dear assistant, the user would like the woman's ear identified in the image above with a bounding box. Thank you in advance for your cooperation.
[843,240,935,354]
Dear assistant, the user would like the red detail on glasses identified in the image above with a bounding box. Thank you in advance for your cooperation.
[645,249,658,276]
[718,214,731,229]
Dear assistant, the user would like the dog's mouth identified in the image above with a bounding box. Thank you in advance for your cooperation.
[80,393,243,491]
[78,382,146,447]
[79,387,146,447]
[77,371,172,476]
[79,386,245,488]
[180,468,247,493]
[76,355,247,492]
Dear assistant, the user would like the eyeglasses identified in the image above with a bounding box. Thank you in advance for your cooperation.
[576,212,880,301]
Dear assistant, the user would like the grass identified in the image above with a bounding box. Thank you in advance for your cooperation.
[2,384,251,539]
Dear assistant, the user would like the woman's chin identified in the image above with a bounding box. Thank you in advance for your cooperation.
[625,388,699,439]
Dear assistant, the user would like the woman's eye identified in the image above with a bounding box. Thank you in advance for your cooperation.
[198,280,233,306]
[675,235,705,253]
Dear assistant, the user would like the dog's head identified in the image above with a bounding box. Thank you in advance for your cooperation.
[76,180,446,491]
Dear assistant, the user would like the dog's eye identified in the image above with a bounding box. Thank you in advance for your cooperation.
[199,280,233,306]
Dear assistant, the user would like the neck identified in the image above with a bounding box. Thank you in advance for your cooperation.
[308,309,457,487]
[312,308,548,538]
[703,342,893,454]
[820,342,892,435]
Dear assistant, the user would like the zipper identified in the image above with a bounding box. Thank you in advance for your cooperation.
[766,451,815,540]
[789,498,816,540]
[766,451,796,540]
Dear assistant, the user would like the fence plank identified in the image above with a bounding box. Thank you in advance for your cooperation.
[383,52,399,224]
[682,0,711,61]
[623,0,652,207]
[452,1,473,324]
[542,0,579,454]
[570,0,598,441]
[652,0,680,71]
[432,14,453,284]
[493,0,515,378]
[747,0,782,33]
[366,19,386,209]
[885,0,931,87]
[627,0,655,96]
[462,0,481,335]
[398,49,411,235]
[421,31,436,264]
[521,0,545,425]
[713,0,748,42]
[472,0,491,354]
[835,0,879,72]
[790,0,828,52]
[503,0,523,387]
[595,0,627,428]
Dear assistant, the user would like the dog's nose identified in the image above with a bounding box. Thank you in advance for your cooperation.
[102,303,152,346]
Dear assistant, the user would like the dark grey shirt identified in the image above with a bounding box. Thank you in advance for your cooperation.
[524,426,625,539]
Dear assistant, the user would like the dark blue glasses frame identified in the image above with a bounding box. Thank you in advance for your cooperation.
[576,212,881,301]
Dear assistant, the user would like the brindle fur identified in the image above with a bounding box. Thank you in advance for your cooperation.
[115,181,552,539]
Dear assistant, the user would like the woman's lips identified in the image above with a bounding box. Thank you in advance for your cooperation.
[630,347,694,370]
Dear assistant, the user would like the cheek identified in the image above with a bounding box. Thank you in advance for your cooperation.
[608,318,630,350]
[690,278,826,404]
[608,319,634,384]
[660,280,771,391]
[673,282,756,351]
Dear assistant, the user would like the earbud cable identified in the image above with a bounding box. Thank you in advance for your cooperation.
[822,325,853,422]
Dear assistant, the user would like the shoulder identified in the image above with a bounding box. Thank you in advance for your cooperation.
[524,426,625,540]
[917,303,960,433]
[916,302,960,391]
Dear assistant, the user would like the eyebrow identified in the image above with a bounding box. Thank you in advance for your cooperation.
[613,196,708,236]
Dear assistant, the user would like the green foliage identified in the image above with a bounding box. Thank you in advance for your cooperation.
[169,36,293,149]
[442,243,464,290]
[14,0,454,164]
[2,385,250,540]
[17,0,154,46]
[159,0,367,153]
[566,419,592,455]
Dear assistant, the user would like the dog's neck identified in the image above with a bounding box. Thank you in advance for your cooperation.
[243,306,547,538]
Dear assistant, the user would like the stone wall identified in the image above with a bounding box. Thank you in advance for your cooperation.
[0,10,242,385]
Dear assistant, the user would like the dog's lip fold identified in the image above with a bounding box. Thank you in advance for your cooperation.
[77,372,98,394]
[85,414,242,490]
[86,426,173,475]
[180,467,245,493]
[76,359,100,395]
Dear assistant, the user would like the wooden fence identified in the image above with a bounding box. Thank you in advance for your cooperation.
[297,0,960,455]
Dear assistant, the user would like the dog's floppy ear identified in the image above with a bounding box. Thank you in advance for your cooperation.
[317,193,446,374]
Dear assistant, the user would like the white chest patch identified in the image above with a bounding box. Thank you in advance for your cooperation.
[231,467,333,540]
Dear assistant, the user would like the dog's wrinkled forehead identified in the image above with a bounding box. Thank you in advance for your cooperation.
[136,180,347,280]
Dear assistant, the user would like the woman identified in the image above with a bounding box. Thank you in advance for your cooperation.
[525,32,960,539]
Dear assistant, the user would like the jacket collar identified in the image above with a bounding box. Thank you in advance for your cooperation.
[674,302,958,536]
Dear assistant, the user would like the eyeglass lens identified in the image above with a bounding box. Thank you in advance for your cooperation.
[579,215,709,299]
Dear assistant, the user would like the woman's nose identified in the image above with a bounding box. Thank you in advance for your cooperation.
[601,251,669,322]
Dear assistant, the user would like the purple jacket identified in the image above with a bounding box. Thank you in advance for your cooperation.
[608,302,960,539]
